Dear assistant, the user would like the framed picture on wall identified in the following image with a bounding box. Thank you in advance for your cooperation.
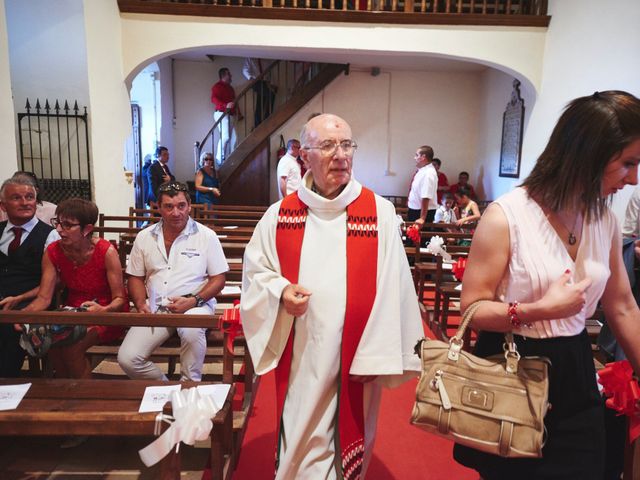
[499,80,525,178]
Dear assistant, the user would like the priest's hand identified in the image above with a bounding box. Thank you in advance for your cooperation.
[351,375,377,383]
[282,284,311,316]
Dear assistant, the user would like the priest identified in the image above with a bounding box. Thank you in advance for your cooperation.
[241,113,424,479]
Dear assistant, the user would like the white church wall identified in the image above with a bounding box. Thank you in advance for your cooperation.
[518,0,640,222]
[0,0,17,180]
[4,0,90,184]
[120,15,546,95]
[82,0,133,215]
[271,69,483,202]
[5,0,90,112]
[474,68,536,202]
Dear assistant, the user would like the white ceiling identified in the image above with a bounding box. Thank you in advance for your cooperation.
[170,46,488,73]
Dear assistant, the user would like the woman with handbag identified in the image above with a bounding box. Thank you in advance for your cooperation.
[453,91,640,479]
[21,198,128,379]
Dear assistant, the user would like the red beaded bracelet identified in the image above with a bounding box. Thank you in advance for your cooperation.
[508,301,521,328]
[508,301,532,329]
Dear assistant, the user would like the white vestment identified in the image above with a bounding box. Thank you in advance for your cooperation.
[241,175,424,480]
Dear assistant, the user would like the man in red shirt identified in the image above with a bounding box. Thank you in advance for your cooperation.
[432,158,449,203]
[211,67,242,165]
[449,171,476,199]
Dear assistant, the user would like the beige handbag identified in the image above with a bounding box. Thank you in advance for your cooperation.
[410,301,551,458]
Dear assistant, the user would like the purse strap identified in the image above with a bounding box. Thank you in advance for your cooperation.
[447,300,521,373]
[447,300,486,361]
[450,300,486,344]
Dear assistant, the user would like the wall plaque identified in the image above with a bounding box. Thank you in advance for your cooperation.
[499,80,525,178]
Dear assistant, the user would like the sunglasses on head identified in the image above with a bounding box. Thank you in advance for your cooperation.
[158,182,188,193]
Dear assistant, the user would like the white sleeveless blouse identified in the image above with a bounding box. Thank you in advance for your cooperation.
[494,187,617,338]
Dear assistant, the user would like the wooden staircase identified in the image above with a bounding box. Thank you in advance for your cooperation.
[196,62,349,205]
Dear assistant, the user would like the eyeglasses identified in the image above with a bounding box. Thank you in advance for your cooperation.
[303,140,358,157]
[203,157,214,162]
[158,182,188,193]
[51,218,81,230]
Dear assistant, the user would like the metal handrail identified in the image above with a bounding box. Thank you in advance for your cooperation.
[194,59,281,172]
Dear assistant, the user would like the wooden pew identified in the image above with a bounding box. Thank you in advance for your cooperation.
[196,204,268,214]
[0,311,237,480]
[198,209,266,221]
[0,378,233,480]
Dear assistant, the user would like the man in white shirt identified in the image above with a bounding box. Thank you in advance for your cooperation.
[623,186,640,238]
[277,138,302,198]
[407,145,438,225]
[118,181,229,381]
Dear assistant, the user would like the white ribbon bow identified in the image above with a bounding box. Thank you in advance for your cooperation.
[426,235,452,262]
[139,387,222,467]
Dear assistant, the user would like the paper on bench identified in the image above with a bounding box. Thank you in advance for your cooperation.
[221,286,241,295]
[217,234,227,239]
[223,225,238,229]
[0,383,31,411]
[139,385,181,413]
[196,384,231,408]
[455,284,462,291]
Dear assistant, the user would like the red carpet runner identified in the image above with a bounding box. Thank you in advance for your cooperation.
[232,370,477,479]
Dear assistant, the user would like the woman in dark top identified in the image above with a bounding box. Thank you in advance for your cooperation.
[195,151,221,206]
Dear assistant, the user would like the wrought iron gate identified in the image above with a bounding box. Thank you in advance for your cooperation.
[17,98,91,203]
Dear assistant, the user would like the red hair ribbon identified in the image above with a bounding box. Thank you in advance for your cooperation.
[598,360,640,442]
[218,300,242,355]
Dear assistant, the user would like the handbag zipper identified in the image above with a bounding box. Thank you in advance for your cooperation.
[438,370,527,396]
[432,370,452,410]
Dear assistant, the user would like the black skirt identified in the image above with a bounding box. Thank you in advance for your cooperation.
[453,329,605,480]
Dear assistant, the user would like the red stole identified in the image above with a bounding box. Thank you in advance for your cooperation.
[275,187,378,480]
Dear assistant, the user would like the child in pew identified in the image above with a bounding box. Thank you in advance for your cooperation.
[433,192,458,245]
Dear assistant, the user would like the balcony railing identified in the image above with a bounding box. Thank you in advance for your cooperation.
[118,0,550,26]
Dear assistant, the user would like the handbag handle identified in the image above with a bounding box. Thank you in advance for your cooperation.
[447,299,521,373]
[450,299,487,345]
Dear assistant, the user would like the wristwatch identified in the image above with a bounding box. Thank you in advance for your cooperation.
[193,294,206,308]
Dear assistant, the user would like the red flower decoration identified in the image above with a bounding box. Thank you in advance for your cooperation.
[598,360,640,442]
[407,224,421,245]
[452,258,467,282]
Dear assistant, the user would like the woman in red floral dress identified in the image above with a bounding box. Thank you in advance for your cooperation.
[23,198,127,378]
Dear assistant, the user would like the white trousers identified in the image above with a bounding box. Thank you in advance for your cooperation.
[117,306,210,381]
[214,111,237,165]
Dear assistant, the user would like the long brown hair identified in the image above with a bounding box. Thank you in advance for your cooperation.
[522,90,640,220]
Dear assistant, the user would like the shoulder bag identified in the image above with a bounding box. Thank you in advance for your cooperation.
[410,300,550,458]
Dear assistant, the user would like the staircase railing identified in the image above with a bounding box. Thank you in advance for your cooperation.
[194,60,326,171]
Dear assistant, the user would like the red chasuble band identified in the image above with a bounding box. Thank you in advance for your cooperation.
[275,188,378,480]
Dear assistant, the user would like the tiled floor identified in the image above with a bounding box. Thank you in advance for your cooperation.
[0,435,209,479]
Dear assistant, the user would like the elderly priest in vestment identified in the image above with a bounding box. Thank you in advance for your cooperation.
[241,113,424,480]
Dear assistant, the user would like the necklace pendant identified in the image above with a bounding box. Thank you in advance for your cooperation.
[568,233,577,245]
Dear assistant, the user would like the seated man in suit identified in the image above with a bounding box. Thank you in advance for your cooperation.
[0,176,59,376]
